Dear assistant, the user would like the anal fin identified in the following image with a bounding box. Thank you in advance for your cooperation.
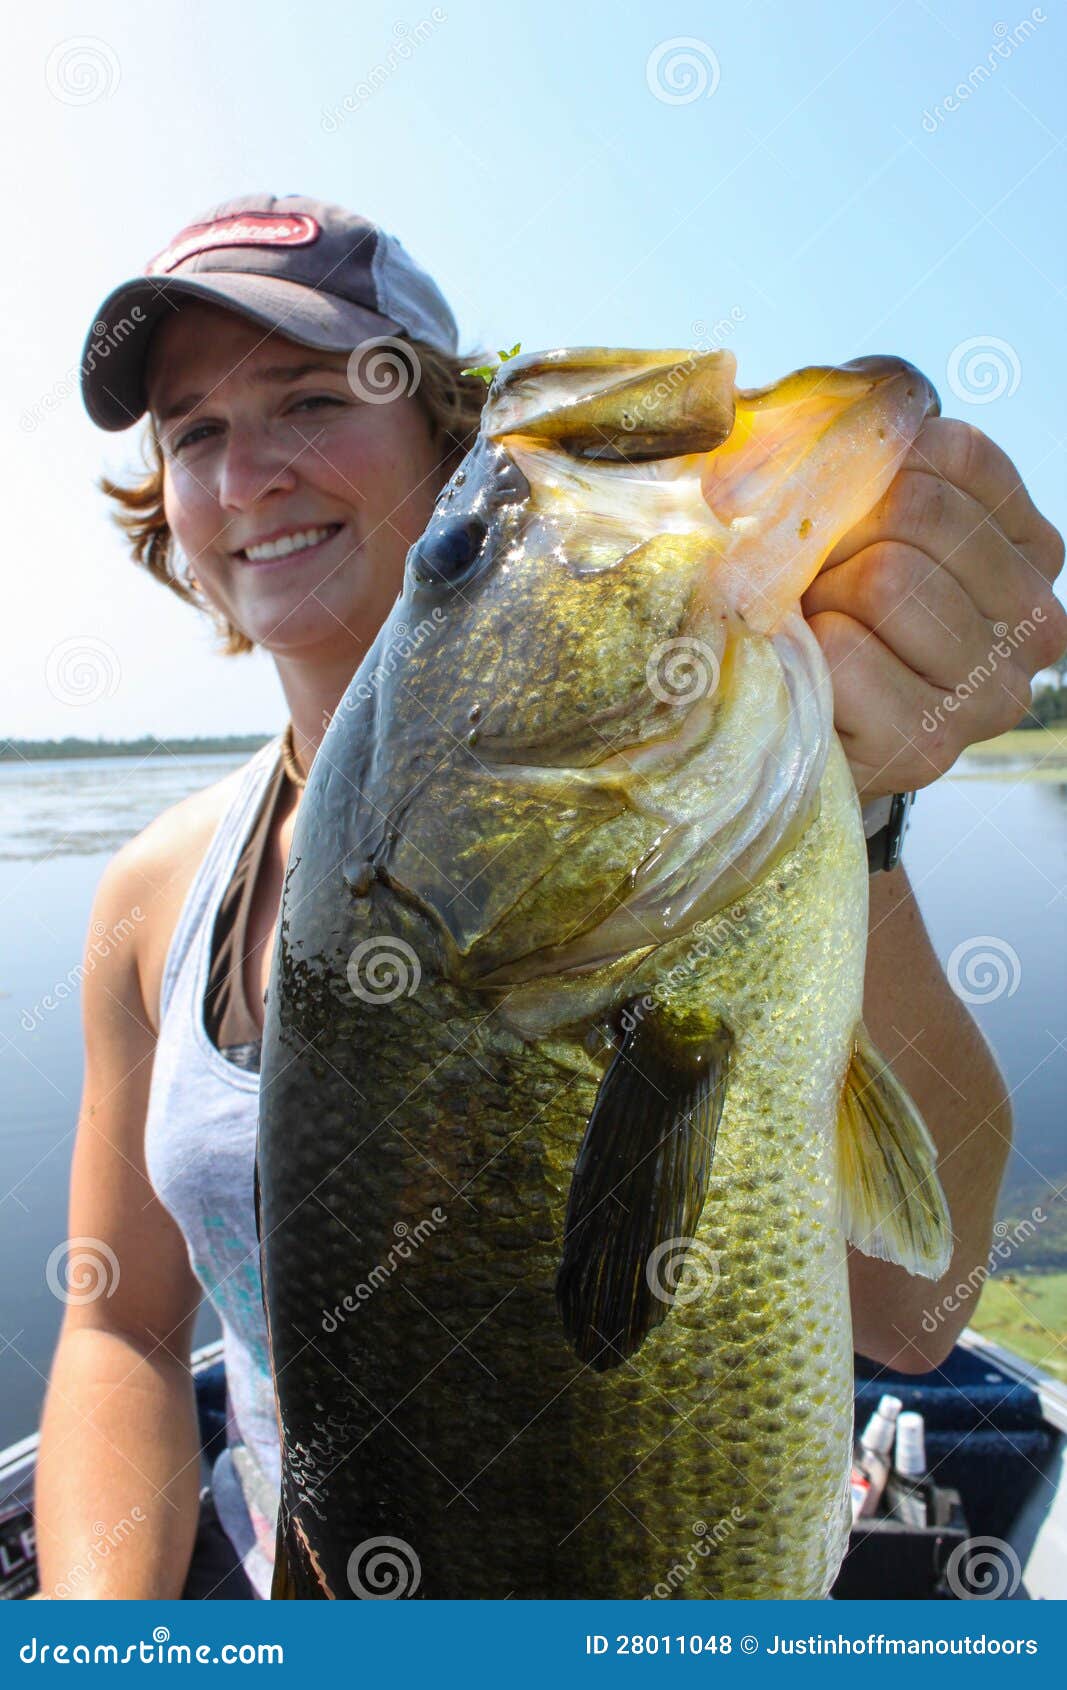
[556,1002,731,1371]
[838,1021,953,1280]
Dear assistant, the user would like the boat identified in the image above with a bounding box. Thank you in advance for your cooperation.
[840,1331,1066,1599]
[2,1332,1064,1600]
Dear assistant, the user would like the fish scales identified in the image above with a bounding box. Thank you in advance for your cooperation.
[263,737,861,1598]
[259,346,951,1599]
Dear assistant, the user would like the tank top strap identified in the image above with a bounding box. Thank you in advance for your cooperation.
[158,737,285,1030]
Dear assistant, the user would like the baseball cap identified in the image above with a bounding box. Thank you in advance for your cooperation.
[80,192,459,431]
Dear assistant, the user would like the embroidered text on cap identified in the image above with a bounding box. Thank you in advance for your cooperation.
[146,213,321,276]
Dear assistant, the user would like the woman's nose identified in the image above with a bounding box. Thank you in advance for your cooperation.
[216,424,299,510]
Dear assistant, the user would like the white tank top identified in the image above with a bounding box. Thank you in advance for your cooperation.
[144,736,284,1599]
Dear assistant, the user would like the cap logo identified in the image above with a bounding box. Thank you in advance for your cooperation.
[146,212,321,275]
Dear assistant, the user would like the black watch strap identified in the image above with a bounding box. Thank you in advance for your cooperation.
[862,791,914,874]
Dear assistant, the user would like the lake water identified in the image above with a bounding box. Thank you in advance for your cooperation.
[0,750,1064,1448]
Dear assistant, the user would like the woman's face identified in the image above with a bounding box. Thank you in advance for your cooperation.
[146,301,447,657]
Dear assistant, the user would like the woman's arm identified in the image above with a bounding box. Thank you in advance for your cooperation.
[847,863,1012,1373]
[34,846,204,1599]
[795,417,1061,1372]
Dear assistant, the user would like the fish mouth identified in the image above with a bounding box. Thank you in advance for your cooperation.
[699,356,940,526]
[486,345,739,462]
[374,348,937,1003]
[487,349,940,626]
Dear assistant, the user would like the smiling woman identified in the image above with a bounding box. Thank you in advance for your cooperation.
[31,194,491,1602]
[100,315,487,658]
[29,190,1066,1604]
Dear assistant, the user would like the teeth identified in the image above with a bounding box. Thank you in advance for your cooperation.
[245,525,337,562]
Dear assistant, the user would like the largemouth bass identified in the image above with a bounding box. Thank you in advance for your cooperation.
[258,345,952,1600]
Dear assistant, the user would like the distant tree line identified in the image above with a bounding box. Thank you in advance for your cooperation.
[6,664,1066,757]
[1020,663,1067,728]
[0,734,275,762]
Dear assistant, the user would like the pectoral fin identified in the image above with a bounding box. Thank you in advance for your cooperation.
[837,1021,952,1279]
[556,1004,731,1370]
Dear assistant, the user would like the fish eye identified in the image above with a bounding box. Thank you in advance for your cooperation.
[410,513,490,586]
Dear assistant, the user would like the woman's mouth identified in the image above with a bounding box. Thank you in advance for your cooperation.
[236,523,345,567]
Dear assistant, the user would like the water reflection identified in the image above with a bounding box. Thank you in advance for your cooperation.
[0,753,251,860]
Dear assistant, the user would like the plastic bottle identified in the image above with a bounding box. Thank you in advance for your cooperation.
[850,1394,903,1522]
[886,1409,929,1528]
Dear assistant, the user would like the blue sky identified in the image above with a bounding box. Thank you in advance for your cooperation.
[6,0,1064,737]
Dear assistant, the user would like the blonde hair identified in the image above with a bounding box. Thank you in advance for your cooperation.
[99,335,490,656]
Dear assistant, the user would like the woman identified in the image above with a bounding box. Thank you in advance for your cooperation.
[33,194,1066,1599]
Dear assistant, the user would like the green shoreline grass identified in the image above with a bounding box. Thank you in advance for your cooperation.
[959,724,1067,759]
[968,1270,1067,1383]
[949,724,1067,780]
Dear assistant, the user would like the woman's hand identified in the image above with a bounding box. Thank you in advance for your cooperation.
[800,418,1067,800]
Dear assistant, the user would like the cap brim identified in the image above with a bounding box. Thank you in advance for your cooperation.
[80,272,404,431]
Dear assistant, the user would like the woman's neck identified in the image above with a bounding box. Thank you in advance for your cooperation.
[273,642,370,781]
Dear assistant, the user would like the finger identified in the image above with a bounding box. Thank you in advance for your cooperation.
[903,418,1063,571]
[807,610,954,796]
[802,541,993,693]
[818,468,1067,667]
[807,609,1030,798]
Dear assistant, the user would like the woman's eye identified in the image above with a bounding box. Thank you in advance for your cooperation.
[172,422,217,453]
[289,395,345,414]
[170,397,343,452]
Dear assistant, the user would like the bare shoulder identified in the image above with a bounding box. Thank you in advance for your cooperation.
[94,759,253,1034]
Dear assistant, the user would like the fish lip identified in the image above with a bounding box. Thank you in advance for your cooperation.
[839,355,940,417]
[737,354,938,413]
[486,347,738,464]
